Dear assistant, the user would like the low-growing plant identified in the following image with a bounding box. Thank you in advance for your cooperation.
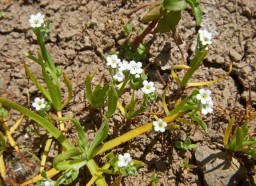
[0,4,235,185]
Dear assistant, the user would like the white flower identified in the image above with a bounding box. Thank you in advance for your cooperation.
[117,153,132,168]
[118,60,130,71]
[113,70,125,82]
[43,180,55,186]
[135,74,140,78]
[32,97,46,111]
[29,13,45,28]
[106,55,121,68]
[201,100,213,115]
[196,89,212,104]
[153,119,167,132]
[141,80,155,94]
[127,60,143,75]
[198,29,212,46]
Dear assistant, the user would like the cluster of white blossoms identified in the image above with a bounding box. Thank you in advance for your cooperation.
[29,13,45,28]
[106,55,143,82]
[198,29,212,46]
[32,97,46,111]
[196,89,213,115]
[153,119,167,132]
[117,153,132,168]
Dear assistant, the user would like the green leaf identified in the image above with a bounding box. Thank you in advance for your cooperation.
[235,127,244,150]
[188,113,207,131]
[87,120,109,159]
[123,23,133,36]
[141,4,163,23]
[53,147,82,170]
[24,64,51,102]
[61,73,73,109]
[224,116,235,147]
[85,75,93,105]
[107,86,118,118]
[156,11,181,33]
[163,0,187,11]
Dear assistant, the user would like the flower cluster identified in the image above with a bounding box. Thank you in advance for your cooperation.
[42,180,55,186]
[32,97,46,111]
[196,89,213,115]
[117,153,132,168]
[106,55,143,81]
[29,13,45,28]
[153,119,167,132]
[198,29,212,46]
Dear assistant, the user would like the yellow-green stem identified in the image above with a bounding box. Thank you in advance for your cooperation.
[2,120,19,152]
[86,159,108,186]
[92,113,180,157]
[57,111,65,132]
[0,153,6,180]
[40,136,53,172]
[86,162,110,186]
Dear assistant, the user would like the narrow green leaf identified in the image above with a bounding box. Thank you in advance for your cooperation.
[55,159,86,171]
[106,86,118,118]
[87,120,109,159]
[235,127,244,150]
[224,116,235,147]
[85,75,94,106]
[61,73,73,109]
[42,66,62,111]
[163,0,187,11]
[53,147,82,169]
[156,10,181,33]
[0,98,74,150]
[188,113,207,131]
[24,64,51,102]
[162,85,170,115]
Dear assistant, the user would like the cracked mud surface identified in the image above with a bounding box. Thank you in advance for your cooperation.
[0,0,256,185]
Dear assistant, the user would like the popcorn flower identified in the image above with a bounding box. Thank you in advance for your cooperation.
[117,153,132,168]
[113,70,125,82]
[29,13,45,28]
[32,97,46,111]
[118,60,130,71]
[153,119,167,132]
[141,80,155,94]
[106,55,121,68]
[198,29,212,46]
[201,100,214,115]
[127,60,143,76]
[196,89,212,104]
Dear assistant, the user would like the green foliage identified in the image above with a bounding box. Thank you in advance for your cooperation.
[0,132,6,154]
[107,86,118,118]
[186,0,203,25]
[123,23,133,36]
[122,43,148,61]
[85,75,109,109]
[225,121,256,160]
[175,138,197,151]
[0,104,8,118]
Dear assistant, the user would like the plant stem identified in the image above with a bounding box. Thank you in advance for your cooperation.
[86,159,108,186]
[131,19,159,49]
[57,111,65,132]
[0,153,6,180]
[40,136,53,172]
[92,113,180,157]
[1,119,19,152]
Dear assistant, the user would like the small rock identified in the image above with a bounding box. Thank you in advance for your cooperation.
[229,49,242,62]
[0,74,7,94]
[195,145,245,186]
